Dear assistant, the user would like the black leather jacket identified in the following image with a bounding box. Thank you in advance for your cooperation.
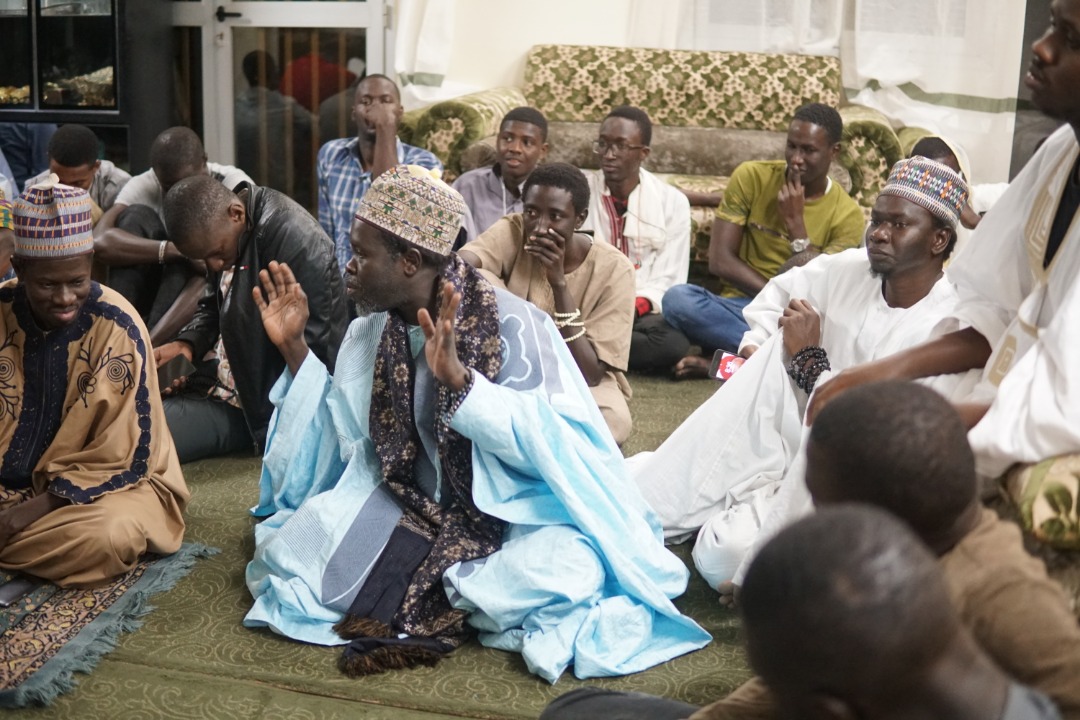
[176,182,348,451]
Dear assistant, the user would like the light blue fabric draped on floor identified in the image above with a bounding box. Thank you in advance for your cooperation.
[244,288,711,682]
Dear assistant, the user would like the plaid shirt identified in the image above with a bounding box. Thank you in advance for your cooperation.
[317,136,442,274]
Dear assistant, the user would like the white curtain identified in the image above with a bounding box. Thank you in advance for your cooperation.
[689,0,844,55]
[627,0,695,49]
[670,0,1029,183]
[844,0,1026,183]
[394,0,476,110]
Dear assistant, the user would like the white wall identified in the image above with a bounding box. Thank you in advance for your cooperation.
[446,0,633,91]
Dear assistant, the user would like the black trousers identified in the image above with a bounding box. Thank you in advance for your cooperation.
[163,395,253,464]
[107,204,199,329]
[629,312,691,373]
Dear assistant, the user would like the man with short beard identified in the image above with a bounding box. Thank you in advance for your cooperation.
[810,0,1080,506]
[243,164,709,682]
[629,156,979,589]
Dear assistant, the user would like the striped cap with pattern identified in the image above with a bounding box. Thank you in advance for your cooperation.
[356,164,467,257]
[879,156,969,230]
[0,198,12,233]
[13,174,95,259]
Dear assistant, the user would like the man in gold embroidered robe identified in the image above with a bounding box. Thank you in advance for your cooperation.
[0,178,188,587]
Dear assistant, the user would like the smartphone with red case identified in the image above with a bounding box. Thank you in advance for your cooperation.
[708,349,746,381]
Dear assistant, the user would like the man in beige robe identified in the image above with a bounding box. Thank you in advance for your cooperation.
[0,177,188,587]
[461,162,636,444]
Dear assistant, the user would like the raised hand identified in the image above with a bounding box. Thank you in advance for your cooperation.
[417,282,471,392]
[252,261,310,375]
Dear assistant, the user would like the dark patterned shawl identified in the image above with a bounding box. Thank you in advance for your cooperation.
[336,254,505,676]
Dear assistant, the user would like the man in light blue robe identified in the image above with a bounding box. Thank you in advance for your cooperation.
[242,164,709,683]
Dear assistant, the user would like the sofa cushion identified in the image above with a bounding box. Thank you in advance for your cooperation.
[413,86,529,181]
[837,105,904,212]
[544,122,789,178]
[523,45,842,131]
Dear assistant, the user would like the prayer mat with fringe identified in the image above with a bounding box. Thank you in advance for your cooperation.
[0,543,217,708]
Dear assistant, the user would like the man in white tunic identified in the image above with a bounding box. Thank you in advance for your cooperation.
[242,165,709,683]
[630,157,976,588]
[810,0,1080,544]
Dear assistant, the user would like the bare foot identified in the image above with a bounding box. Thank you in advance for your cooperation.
[673,354,712,380]
[718,580,741,609]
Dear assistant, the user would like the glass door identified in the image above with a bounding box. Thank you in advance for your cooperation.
[172,0,386,210]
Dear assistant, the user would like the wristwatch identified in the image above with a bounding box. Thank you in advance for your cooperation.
[789,237,810,254]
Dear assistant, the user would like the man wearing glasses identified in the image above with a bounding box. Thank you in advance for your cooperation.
[581,105,692,374]
[663,103,865,378]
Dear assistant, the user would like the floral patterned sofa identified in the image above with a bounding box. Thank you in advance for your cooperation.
[410,45,908,282]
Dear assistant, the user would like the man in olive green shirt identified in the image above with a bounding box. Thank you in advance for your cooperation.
[663,103,865,375]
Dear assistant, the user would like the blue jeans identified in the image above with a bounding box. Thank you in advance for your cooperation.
[662,284,752,353]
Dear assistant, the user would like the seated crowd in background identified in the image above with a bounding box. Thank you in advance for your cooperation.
[1,5,1080,708]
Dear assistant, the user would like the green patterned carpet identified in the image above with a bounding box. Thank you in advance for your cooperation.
[10,376,744,719]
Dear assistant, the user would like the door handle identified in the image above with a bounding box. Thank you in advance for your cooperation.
[215,5,242,22]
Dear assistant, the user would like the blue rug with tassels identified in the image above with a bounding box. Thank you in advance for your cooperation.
[0,543,217,708]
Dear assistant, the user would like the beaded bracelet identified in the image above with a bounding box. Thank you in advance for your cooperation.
[801,357,831,394]
[786,345,830,393]
[554,309,581,329]
[563,327,587,343]
[439,368,475,428]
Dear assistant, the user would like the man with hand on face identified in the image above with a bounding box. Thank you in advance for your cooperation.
[663,103,865,378]
[580,105,692,374]
[461,162,635,444]
[155,175,347,463]
[24,124,131,227]
[629,157,980,589]
[453,107,550,240]
[0,179,188,588]
[317,74,443,278]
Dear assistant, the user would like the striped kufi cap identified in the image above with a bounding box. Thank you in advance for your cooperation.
[13,174,94,258]
[356,164,466,256]
[879,157,969,230]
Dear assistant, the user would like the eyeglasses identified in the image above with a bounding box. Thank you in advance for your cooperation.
[592,140,646,156]
[357,96,397,107]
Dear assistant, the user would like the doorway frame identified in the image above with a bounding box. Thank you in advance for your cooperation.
[170,0,390,162]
